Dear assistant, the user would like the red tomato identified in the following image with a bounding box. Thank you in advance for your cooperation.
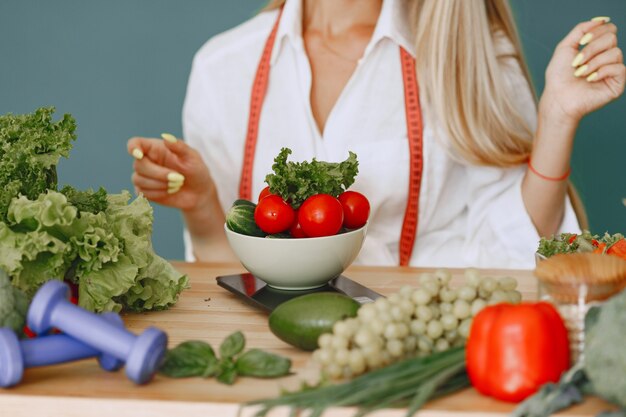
[289,210,308,238]
[298,194,344,237]
[338,191,370,229]
[258,186,273,202]
[254,195,295,234]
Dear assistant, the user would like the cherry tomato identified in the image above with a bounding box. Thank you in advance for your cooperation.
[254,195,295,234]
[289,210,308,238]
[298,194,344,237]
[338,191,370,229]
[258,186,273,202]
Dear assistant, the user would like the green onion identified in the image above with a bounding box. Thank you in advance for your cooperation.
[245,346,469,417]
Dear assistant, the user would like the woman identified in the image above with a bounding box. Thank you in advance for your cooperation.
[128,0,624,268]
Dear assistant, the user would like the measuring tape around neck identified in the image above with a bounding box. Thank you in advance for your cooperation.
[238,11,424,266]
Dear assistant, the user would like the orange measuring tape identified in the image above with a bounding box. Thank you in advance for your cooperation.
[238,10,424,266]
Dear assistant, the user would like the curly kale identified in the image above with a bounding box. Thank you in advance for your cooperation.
[60,185,109,215]
[0,268,29,337]
[264,148,358,208]
[0,107,76,220]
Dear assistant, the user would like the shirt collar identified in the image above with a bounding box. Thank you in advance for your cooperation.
[269,0,415,66]
[367,0,415,58]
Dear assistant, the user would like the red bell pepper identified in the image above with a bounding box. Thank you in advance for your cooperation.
[466,301,570,403]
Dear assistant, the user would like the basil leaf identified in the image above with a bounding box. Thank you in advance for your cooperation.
[220,331,245,359]
[236,348,292,378]
[159,341,218,378]
[217,358,238,385]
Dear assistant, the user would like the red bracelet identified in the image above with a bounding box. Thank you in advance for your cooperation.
[527,159,571,182]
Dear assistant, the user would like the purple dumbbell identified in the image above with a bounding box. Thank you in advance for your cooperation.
[0,312,124,388]
[27,280,167,384]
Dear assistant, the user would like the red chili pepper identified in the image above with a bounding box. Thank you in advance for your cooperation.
[466,302,570,403]
[568,235,577,244]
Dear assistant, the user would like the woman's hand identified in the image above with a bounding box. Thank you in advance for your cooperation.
[127,134,215,212]
[541,18,625,126]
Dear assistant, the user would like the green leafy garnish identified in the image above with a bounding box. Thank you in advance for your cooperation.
[220,330,245,359]
[0,107,188,319]
[265,148,358,208]
[235,349,292,378]
[60,185,108,215]
[0,107,76,221]
[537,231,624,258]
[0,269,29,337]
[159,341,218,378]
[160,331,292,385]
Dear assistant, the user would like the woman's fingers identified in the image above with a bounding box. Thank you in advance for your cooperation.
[137,189,171,201]
[573,29,619,68]
[578,22,617,47]
[133,156,185,191]
[575,47,624,79]
[558,18,609,50]
[588,63,626,95]
[159,132,198,163]
[127,137,161,159]
[132,172,167,191]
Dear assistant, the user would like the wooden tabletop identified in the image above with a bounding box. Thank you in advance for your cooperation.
[0,262,616,417]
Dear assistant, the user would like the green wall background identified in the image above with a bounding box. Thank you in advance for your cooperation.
[1,1,624,261]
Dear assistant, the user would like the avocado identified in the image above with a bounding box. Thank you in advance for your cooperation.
[268,292,360,351]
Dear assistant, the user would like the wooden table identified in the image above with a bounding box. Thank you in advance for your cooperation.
[0,262,616,417]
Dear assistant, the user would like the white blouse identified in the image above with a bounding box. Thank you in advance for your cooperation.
[182,0,580,269]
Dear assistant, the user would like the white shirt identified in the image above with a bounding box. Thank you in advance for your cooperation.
[182,0,579,269]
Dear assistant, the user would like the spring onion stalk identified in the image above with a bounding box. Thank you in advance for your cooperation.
[246,346,469,417]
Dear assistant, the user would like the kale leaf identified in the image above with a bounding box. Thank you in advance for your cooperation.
[60,185,108,215]
[0,107,76,220]
[264,148,358,208]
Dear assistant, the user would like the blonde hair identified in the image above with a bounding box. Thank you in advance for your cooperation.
[264,0,534,167]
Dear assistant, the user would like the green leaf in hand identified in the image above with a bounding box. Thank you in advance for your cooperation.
[160,341,218,378]
[236,348,291,378]
[220,331,245,359]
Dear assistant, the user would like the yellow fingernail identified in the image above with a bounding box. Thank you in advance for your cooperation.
[161,133,177,143]
[131,148,144,160]
[168,177,185,187]
[167,172,185,182]
[586,71,598,82]
[579,33,593,46]
[574,64,589,77]
[168,177,184,186]
[167,185,181,194]
[571,52,584,67]
[591,16,610,23]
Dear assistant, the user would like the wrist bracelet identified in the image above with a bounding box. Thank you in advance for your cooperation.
[527,159,571,182]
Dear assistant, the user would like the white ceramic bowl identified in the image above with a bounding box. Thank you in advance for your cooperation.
[224,224,367,290]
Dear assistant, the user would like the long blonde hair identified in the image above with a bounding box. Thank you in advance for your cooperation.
[264,0,534,167]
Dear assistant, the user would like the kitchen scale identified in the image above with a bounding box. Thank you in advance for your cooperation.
[216,273,383,312]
